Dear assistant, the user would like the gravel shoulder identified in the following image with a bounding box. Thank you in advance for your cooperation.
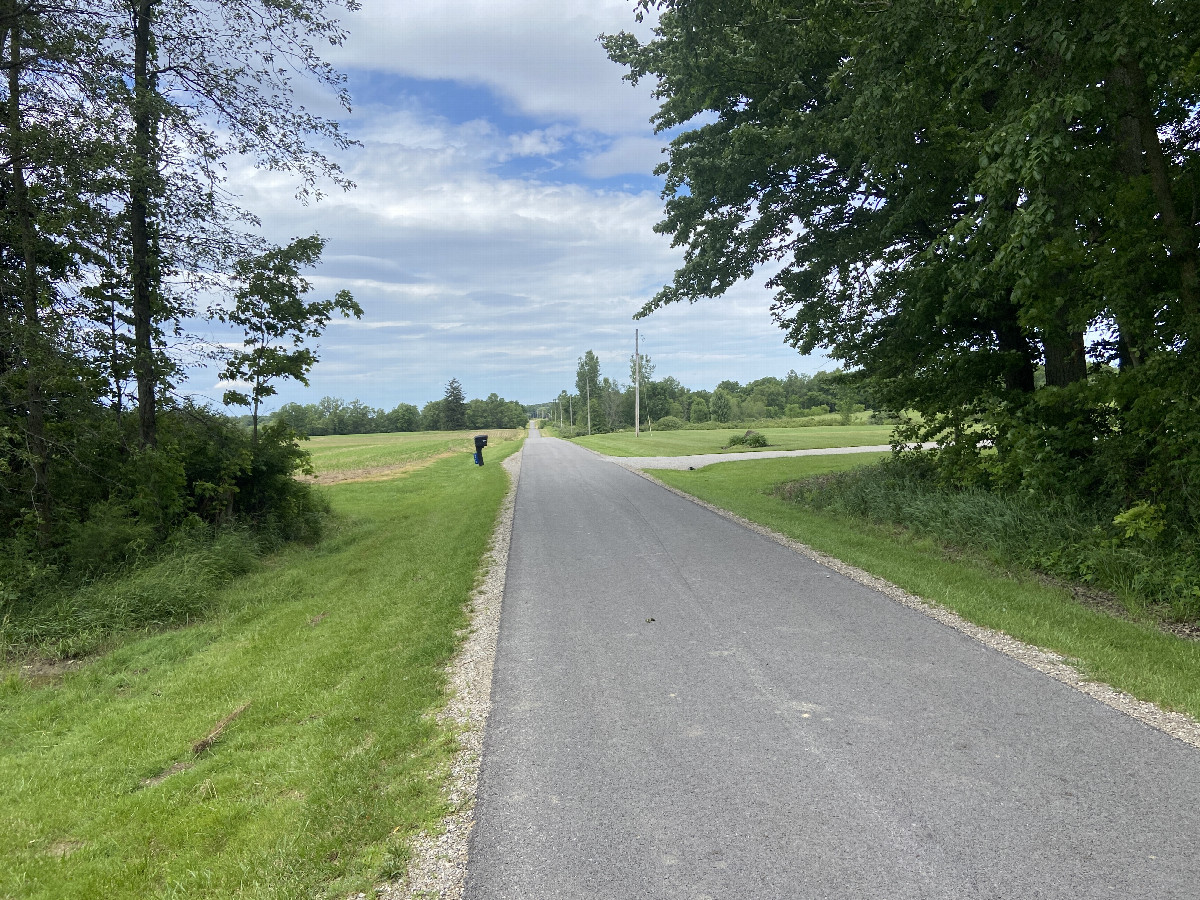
[599,441,936,470]
[377,447,522,900]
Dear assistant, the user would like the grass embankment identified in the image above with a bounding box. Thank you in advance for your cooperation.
[651,455,1200,721]
[571,424,894,457]
[305,428,523,481]
[0,441,520,899]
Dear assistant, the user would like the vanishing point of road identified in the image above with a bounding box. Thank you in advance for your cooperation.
[465,428,1200,899]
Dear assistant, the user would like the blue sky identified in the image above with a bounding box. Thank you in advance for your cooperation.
[192,0,835,411]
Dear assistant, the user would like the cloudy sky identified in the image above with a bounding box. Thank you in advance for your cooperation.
[195,0,834,411]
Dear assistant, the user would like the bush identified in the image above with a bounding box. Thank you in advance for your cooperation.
[59,501,156,578]
[776,453,1200,623]
[785,404,831,419]
[1,527,260,658]
[0,405,328,655]
[725,429,768,448]
[654,416,685,430]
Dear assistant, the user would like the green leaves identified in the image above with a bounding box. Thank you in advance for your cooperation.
[606,0,1200,531]
[218,235,360,440]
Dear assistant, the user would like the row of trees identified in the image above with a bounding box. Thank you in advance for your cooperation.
[2,2,359,589]
[544,350,862,432]
[271,381,529,436]
[605,1,1200,529]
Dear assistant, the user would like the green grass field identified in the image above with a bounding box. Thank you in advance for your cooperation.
[0,442,521,899]
[305,428,524,476]
[652,455,1200,721]
[571,424,894,457]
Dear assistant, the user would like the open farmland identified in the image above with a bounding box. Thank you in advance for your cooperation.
[570,424,894,458]
[304,429,524,483]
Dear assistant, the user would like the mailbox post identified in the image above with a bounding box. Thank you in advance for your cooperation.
[473,434,488,466]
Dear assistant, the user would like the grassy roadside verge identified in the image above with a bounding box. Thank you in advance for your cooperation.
[650,455,1200,721]
[0,441,520,899]
[570,424,893,457]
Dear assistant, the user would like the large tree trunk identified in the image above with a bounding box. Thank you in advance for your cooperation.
[1114,57,1200,340]
[6,15,52,538]
[130,0,158,447]
[1043,319,1087,388]
[994,298,1037,394]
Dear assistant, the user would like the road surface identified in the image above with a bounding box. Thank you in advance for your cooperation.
[465,430,1200,899]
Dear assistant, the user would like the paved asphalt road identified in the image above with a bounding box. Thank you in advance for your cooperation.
[465,430,1200,899]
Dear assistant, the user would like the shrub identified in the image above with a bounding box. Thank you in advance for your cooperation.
[654,416,685,430]
[1,527,260,658]
[59,501,156,578]
[776,453,1200,623]
[0,405,328,654]
[725,430,768,448]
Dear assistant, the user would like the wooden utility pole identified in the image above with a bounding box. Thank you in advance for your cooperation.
[634,328,640,437]
[586,381,591,435]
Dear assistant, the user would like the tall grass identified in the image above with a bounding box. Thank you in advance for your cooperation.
[777,456,1200,623]
[2,528,263,659]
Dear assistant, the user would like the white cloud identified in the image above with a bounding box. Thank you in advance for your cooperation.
[332,0,659,135]
[180,5,834,410]
[579,135,668,178]
[508,126,569,157]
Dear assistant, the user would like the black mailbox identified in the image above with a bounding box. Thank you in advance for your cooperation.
[474,434,488,450]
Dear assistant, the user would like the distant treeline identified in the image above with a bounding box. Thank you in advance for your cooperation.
[541,354,869,433]
[272,393,529,436]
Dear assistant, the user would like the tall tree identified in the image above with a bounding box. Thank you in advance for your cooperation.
[576,350,601,404]
[605,0,1200,514]
[442,378,466,430]
[218,235,361,442]
[115,0,360,447]
[2,1,119,536]
[628,352,653,385]
[4,7,51,530]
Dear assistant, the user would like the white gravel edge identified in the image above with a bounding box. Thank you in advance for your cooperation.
[376,448,522,900]
[601,442,938,470]
[632,467,1200,752]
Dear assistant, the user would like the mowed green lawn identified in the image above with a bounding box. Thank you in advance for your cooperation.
[0,442,521,899]
[305,428,524,475]
[652,455,1200,721]
[572,424,894,457]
